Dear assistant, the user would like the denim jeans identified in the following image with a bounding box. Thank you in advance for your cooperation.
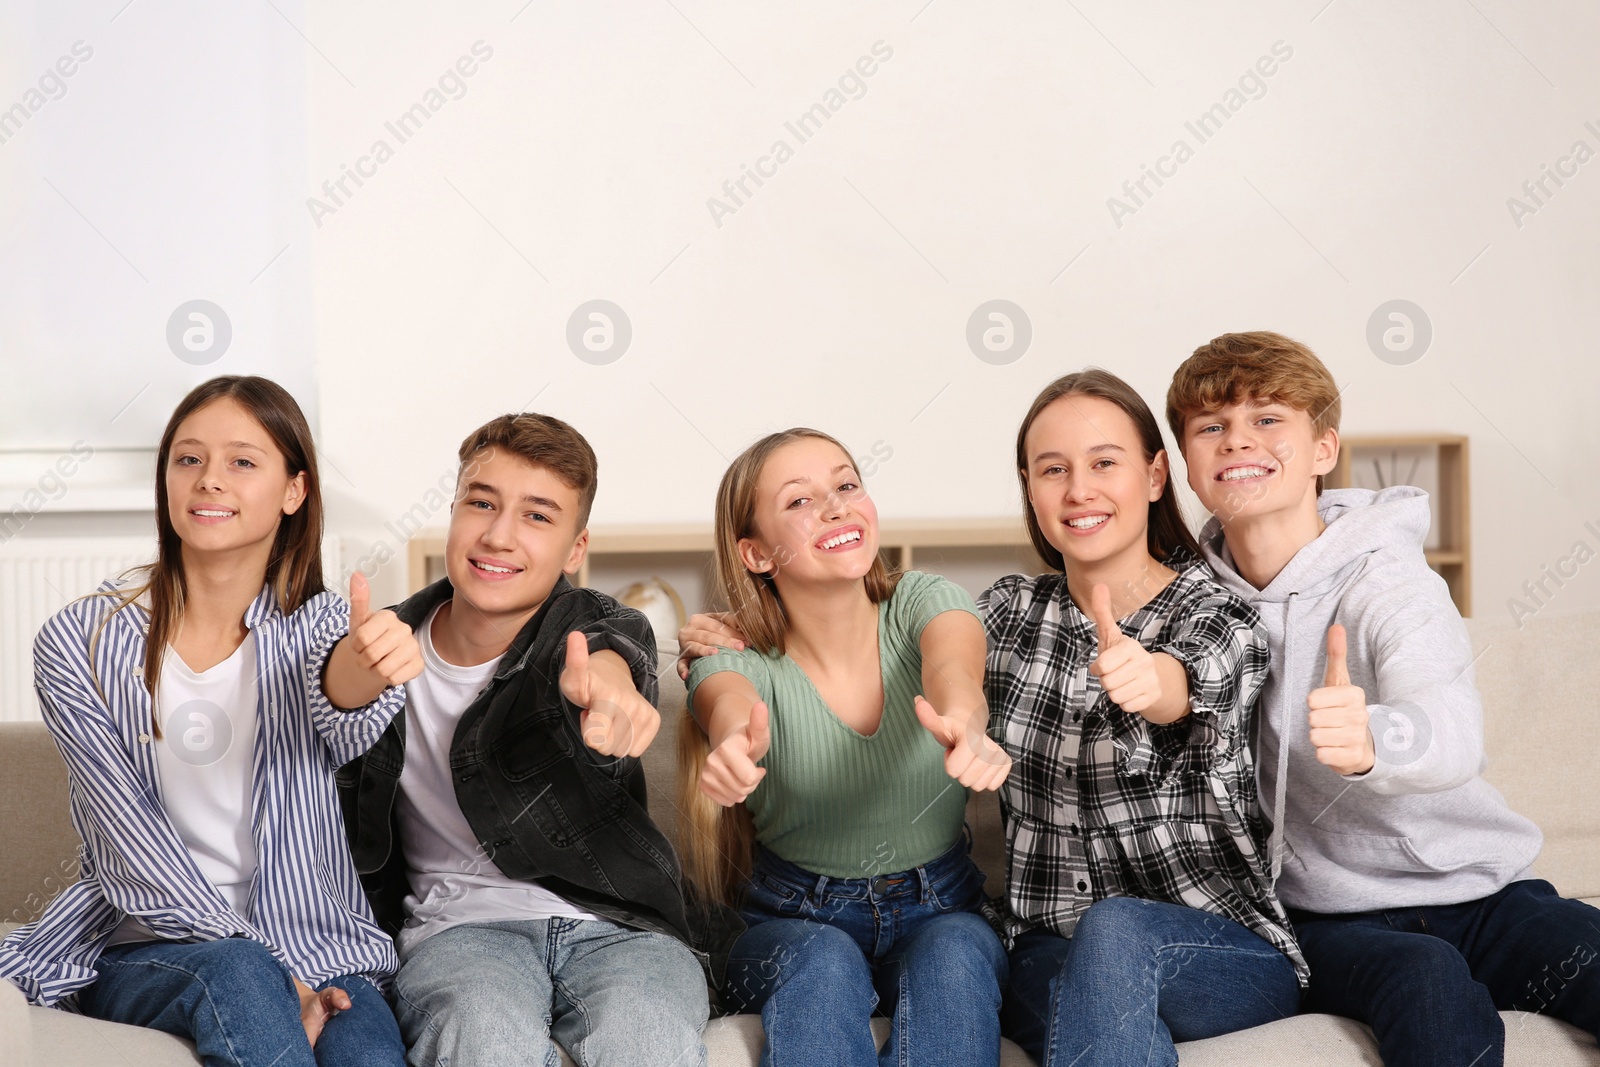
[1289,878,1600,1067]
[393,915,710,1067]
[725,835,1008,1067]
[78,937,405,1067]
[1002,896,1302,1067]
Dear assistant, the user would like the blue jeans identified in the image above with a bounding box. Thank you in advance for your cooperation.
[725,835,1008,1067]
[394,916,709,1067]
[1289,878,1600,1067]
[1002,896,1302,1067]
[78,937,404,1067]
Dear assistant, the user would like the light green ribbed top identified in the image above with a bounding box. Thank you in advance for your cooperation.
[687,571,979,878]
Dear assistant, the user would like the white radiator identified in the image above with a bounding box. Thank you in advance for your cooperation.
[0,538,156,722]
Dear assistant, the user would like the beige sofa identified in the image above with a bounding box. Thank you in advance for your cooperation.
[4,607,1598,1066]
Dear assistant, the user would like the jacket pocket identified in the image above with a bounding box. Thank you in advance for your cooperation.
[496,707,574,781]
[494,711,630,845]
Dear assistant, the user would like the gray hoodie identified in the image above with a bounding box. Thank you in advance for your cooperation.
[1199,486,1542,914]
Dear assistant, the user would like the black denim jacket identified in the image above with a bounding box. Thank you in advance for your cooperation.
[336,575,743,987]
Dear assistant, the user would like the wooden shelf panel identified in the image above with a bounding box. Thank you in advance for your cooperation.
[1326,434,1471,616]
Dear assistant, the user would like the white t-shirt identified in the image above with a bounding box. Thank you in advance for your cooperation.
[395,603,599,955]
[108,635,260,946]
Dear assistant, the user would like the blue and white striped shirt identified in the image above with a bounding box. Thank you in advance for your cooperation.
[0,579,404,1008]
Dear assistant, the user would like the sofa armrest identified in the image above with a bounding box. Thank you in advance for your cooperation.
[0,980,31,1067]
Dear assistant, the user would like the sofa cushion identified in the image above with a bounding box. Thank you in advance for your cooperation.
[1175,1011,1597,1067]
[0,723,81,934]
[1467,609,1600,899]
[24,1004,1038,1066]
[23,1001,1595,1066]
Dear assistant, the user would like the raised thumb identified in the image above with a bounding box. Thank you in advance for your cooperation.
[1324,623,1350,688]
[349,571,371,630]
[747,701,771,760]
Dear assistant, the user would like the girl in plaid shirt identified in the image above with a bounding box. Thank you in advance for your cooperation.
[991,369,1304,1066]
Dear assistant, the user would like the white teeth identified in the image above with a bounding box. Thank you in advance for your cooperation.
[819,530,862,550]
[193,510,233,517]
[473,560,515,574]
[1221,466,1273,481]
[1067,515,1108,529]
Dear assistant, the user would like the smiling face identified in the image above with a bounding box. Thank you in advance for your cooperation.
[444,447,588,622]
[165,397,305,560]
[1181,397,1338,526]
[1022,394,1166,573]
[740,436,879,589]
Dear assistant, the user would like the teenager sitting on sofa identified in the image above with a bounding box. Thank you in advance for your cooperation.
[679,427,1014,1067]
[1165,332,1600,1067]
[323,413,742,1067]
[0,376,408,1067]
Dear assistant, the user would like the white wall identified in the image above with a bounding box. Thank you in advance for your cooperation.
[5,1,1599,633]
[0,0,316,450]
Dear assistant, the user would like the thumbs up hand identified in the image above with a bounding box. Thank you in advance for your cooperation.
[700,701,771,807]
[914,695,1011,792]
[1087,584,1161,714]
[559,631,662,758]
[347,571,423,688]
[1307,624,1374,775]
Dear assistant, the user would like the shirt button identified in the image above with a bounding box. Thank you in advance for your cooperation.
[1072,711,1082,722]
[1068,823,1079,835]
[1077,880,1088,892]
[137,733,150,744]
[1062,767,1072,779]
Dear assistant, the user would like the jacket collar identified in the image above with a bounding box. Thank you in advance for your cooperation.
[394,575,572,682]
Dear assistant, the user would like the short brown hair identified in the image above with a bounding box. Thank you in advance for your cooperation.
[1167,329,1341,439]
[456,413,598,530]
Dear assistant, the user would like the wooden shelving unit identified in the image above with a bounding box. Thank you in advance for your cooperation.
[406,518,1047,610]
[1326,434,1470,616]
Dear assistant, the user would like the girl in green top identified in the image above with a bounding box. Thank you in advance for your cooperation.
[679,428,1011,1067]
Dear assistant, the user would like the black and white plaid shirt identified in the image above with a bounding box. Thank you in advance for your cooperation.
[980,549,1307,985]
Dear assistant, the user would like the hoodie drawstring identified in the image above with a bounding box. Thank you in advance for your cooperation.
[1268,592,1297,883]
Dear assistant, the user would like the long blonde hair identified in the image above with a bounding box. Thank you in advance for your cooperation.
[88,376,325,738]
[676,428,900,905]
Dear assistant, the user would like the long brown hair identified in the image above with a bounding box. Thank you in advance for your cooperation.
[677,427,899,905]
[91,376,325,736]
[1015,368,1199,573]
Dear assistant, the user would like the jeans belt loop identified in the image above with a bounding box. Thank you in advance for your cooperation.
[916,860,935,906]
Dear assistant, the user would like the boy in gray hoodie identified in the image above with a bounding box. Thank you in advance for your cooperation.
[1165,332,1598,1067]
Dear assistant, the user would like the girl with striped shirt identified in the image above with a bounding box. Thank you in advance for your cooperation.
[0,377,416,1066]
[677,428,1012,1067]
